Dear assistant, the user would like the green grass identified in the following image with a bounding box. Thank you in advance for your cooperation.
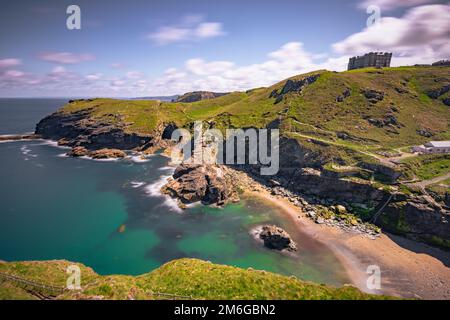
[401,154,450,180]
[53,66,450,171]
[0,258,394,300]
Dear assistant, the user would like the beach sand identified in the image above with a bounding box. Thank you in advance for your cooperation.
[248,188,450,300]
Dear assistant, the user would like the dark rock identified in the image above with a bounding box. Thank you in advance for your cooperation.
[336,88,351,102]
[161,123,178,140]
[35,110,153,150]
[417,128,434,138]
[258,225,297,251]
[337,132,351,140]
[162,164,232,206]
[368,118,384,127]
[395,87,408,94]
[270,74,320,103]
[380,200,450,248]
[363,89,384,103]
[426,84,450,99]
[443,98,450,106]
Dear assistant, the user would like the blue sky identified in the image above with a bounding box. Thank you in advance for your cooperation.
[0,0,448,97]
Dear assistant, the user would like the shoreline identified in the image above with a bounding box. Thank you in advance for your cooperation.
[245,185,450,299]
[4,138,448,299]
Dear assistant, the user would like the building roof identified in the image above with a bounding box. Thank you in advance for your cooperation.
[427,141,450,148]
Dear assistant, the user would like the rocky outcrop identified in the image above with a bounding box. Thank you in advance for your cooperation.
[426,84,450,99]
[336,88,351,102]
[176,91,228,103]
[380,198,450,249]
[90,149,127,159]
[443,97,450,106]
[417,128,434,138]
[257,225,297,252]
[367,113,400,129]
[35,110,154,150]
[67,146,89,157]
[270,74,320,104]
[161,164,236,206]
[67,147,126,159]
[363,89,384,103]
[0,134,41,141]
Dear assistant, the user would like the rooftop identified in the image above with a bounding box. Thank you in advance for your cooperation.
[426,141,450,148]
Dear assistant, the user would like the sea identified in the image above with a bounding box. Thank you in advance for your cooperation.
[0,98,350,286]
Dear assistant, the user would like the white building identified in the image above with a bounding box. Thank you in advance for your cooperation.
[412,141,450,154]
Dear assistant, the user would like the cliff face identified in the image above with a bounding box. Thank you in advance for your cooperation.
[35,109,155,150]
[239,136,449,248]
[33,66,450,249]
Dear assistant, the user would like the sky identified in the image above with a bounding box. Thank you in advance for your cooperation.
[0,0,449,97]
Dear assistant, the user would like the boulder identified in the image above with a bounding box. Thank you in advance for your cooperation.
[258,225,297,252]
[363,89,384,103]
[335,205,347,214]
[67,146,89,157]
[89,148,127,159]
[426,84,450,99]
[162,164,232,206]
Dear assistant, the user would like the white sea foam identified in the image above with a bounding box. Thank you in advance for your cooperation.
[129,154,151,163]
[144,175,182,213]
[158,166,175,173]
[79,155,120,162]
[37,140,71,149]
[20,145,38,158]
[20,145,31,155]
[130,181,145,188]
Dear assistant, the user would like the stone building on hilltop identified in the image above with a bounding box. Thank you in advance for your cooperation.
[348,52,392,70]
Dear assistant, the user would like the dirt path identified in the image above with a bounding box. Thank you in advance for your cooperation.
[410,172,450,188]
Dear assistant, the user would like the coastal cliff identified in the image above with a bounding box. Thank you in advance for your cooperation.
[34,66,450,249]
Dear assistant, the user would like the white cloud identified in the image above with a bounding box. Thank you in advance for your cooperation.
[86,73,102,81]
[147,16,225,45]
[358,0,435,11]
[333,4,450,65]
[126,71,145,79]
[51,66,67,74]
[4,70,25,78]
[151,42,345,95]
[0,58,22,68]
[38,52,95,64]
[195,22,225,39]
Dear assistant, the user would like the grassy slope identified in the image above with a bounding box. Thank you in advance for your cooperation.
[0,258,392,300]
[59,66,449,149]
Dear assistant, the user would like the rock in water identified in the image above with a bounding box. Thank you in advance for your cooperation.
[161,164,233,206]
[67,147,126,159]
[89,148,127,159]
[258,225,297,252]
[67,146,89,157]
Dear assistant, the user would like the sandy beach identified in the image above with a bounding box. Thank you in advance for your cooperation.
[247,188,450,300]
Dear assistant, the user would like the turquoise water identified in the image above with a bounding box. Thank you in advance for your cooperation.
[0,99,350,286]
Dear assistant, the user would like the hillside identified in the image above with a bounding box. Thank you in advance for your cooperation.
[176,91,229,103]
[43,66,449,147]
[34,66,450,248]
[0,258,391,300]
